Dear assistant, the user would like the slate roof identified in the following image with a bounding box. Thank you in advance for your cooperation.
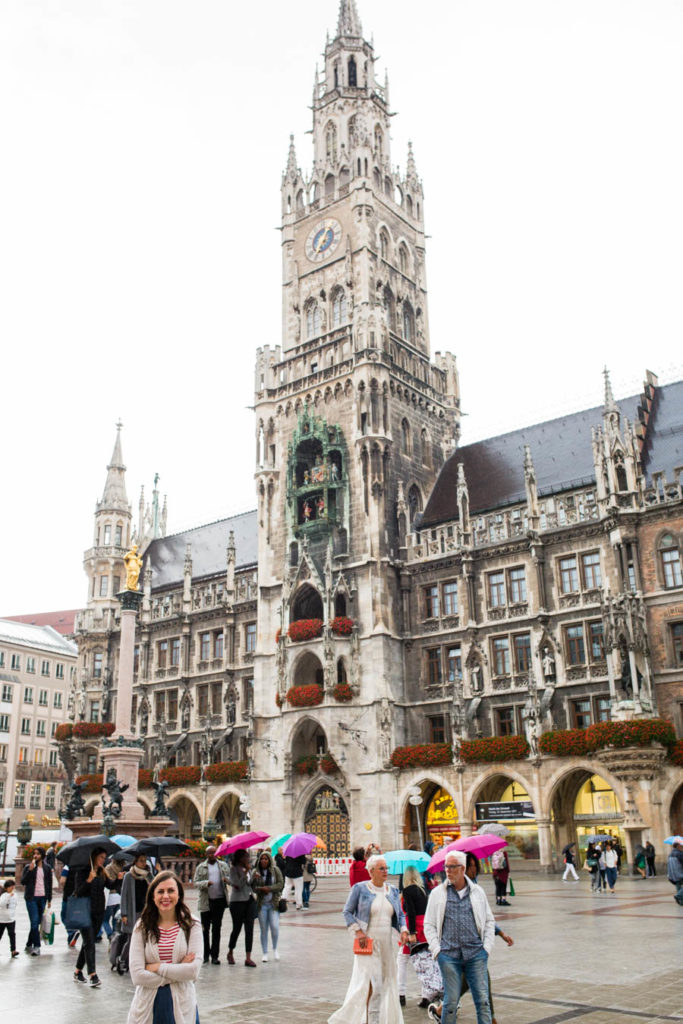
[422,380,683,528]
[5,610,78,636]
[145,510,258,590]
[0,619,78,656]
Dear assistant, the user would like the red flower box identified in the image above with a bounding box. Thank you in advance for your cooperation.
[460,735,529,764]
[287,618,324,642]
[72,722,116,740]
[671,740,683,767]
[275,692,284,708]
[55,723,73,742]
[330,616,354,636]
[138,769,153,788]
[539,718,676,757]
[205,760,249,783]
[275,628,281,643]
[75,772,103,791]
[319,754,340,775]
[332,682,353,703]
[294,754,319,775]
[390,743,453,769]
[160,765,201,785]
[175,839,209,859]
[286,684,324,708]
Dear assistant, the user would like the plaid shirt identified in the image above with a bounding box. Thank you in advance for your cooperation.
[439,883,484,960]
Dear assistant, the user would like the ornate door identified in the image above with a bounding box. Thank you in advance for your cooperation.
[304,786,350,856]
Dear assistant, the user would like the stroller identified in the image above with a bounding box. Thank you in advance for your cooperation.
[108,912,129,974]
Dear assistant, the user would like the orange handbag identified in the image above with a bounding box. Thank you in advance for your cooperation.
[353,935,373,955]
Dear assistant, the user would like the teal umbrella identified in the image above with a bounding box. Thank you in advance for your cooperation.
[270,833,292,855]
[110,834,137,848]
[383,849,431,874]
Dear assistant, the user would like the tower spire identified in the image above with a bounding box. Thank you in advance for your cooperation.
[337,0,362,38]
[285,133,299,179]
[101,420,128,510]
[603,366,618,413]
[406,140,418,183]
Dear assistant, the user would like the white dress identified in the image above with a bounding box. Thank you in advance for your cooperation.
[328,882,405,1024]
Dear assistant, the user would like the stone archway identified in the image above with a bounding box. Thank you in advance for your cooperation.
[290,715,328,767]
[548,766,624,868]
[168,794,201,841]
[291,650,324,689]
[399,778,459,850]
[669,781,683,837]
[303,785,350,857]
[210,792,241,838]
[470,771,540,863]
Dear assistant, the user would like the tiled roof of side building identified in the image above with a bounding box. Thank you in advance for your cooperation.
[4,609,79,636]
[0,619,78,656]
[422,380,682,528]
[145,509,258,590]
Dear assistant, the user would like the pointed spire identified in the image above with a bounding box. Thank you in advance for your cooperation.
[337,0,362,38]
[384,68,390,107]
[101,421,128,510]
[313,64,319,103]
[603,366,618,413]
[406,140,418,181]
[285,133,299,180]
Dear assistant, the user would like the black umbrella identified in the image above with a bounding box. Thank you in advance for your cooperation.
[562,842,576,854]
[57,835,123,869]
[124,837,191,861]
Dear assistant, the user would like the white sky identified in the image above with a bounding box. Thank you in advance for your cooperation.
[1,0,682,615]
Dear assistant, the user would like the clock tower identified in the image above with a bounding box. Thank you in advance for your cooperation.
[252,0,460,845]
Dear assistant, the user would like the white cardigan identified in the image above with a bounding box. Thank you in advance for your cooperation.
[423,877,495,958]
[127,916,203,1024]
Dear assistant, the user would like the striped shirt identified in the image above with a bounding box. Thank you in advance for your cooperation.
[440,884,483,960]
[158,925,179,962]
[34,867,45,898]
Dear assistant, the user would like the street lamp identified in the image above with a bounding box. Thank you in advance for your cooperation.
[16,818,33,846]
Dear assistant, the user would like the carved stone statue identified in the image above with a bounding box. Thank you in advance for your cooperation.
[151,780,170,817]
[378,699,392,768]
[101,767,129,819]
[67,685,76,722]
[542,648,556,679]
[181,698,191,732]
[101,672,111,721]
[77,687,87,721]
[470,664,483,692]
[63,780,88,820]
[123,544,143,591]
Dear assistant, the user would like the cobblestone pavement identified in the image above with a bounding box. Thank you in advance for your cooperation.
[1,874,681,1023]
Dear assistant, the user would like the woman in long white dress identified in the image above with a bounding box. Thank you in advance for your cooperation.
[329,855,409,1024]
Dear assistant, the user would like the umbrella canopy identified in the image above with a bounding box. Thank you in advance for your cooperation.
[383,850,431,874]
[215,831,270,857]
[269,833,292,856]
[583,834,612,844]
[477,823,510,838]
[664,835,683,845]
[428,835,507,872]
[562,842,576,854]
[124,837,191,861]
[57,835,123,869]
[110,834,137,848]
[282,832,325,857]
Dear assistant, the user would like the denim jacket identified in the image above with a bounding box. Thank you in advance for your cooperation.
[342,881,406,933]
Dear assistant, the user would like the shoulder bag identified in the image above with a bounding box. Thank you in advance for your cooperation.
[64,895,92,931]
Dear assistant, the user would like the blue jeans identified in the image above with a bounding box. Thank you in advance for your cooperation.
[153,985,200,1024]
[258,904,280,953]
[605,867,618,890]
[302,881,310,906]
[438,949,491,1024]
[25,896,47,950]
[101,904,119,938]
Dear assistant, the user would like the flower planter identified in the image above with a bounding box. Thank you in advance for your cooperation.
[460,735,529,763]
[286,684,324,708]
[539,718,676,757]
[332,683,353,703]
[287,619,324,642]
[390,743,452,769]
[330,616,354,636]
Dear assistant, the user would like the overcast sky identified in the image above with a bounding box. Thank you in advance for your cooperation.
[1,0,682,616]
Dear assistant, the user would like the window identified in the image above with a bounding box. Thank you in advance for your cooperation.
[39,689,48,706]
[14,782,26,808]
[53,692,63,709]
[29,783,42,809]
[18,746,29,762]
[86,754,97,773]
[45,784,56,810]
[424,586,439,618]
[488,572,505,607]
[671,623,683,666]
[496,707,516,736]
[589,621,605,660]
[398,245,408,274]
[596,697,611,722]
[447,646,462,683]
[0,715,9,732]
[509,567,527,604]
[26,657,36,674]
[306,302,322,339]
[0,652,3,667]
[170,638,181,666]
[49,750,58,767]
[426,648,442,686]
[572,699,592,729]
[115,524,123,546]
[214,633,224,659]
[197,685,209,718]
[347,56,357,86]
[0,744,6,761]
[443,581,458,617]
[158,640,168,668]
[90,701,100,723]
[93,652,103,679]
[24,686,33,704]
[428,715,446,744]
[168,689,178,722]
[566,625,586,665]
[513,634,531,673]
[332,289,347,327]
[212,682,222,715]
[99,575,109,597]
[582,552,602,589]
[1,684,12,703]
[325,120,337,162]
[103,524,111,545]
[11,654,21,670]
[379,230,388,260]
[661,536,683,588]
[492,637,511,676]
[402,302,414,343]
[113,575,121,594]
[36,720,46,737]
[134,646,140,675]
[245,623,257,654]
[198,633,211,661]
[51,722,57,737]
[55,663,64,679]
[559,556,579,593]
[34,748,44,764]
[155,692,165,721]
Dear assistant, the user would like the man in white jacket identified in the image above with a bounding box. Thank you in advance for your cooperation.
[424,851,495,1024]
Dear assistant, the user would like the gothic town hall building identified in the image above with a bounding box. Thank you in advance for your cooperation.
[72,1,683,871]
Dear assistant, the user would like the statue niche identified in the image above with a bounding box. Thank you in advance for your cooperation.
[288,410,346,537]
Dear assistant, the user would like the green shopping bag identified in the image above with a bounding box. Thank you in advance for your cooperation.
[508,879,515,898]
[41,909,56,945]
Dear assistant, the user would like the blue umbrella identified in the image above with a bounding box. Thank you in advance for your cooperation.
[110,834,137,848]
[383,849,431,874]
[664,835,683,845]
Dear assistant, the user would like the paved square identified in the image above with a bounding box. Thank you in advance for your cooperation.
[2,874,681,1023]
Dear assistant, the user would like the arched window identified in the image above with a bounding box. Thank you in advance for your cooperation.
[614,452,628,491]
[312,181,320,202]
[373,167,381,190]
[332,288,347,327]
[339,166,350,188]
[406,195,413,216]
[348,57,357,87]
[384,176,392,197]
[403,301,414,343]
[291,583,324,622]
[348,115,357,145]
[421,429,430,468]
[325,173,335,198]
[296,190,304,212]
[383,285,395,330]
[379,230,388,260]
[660,533,683,588]
[398,244,408,274]
[374,125,383,160]
[306,302,321,339]
[401,418,411,455]
[408,484,422,524]
[325,121,337,163]
[333,62,339,88]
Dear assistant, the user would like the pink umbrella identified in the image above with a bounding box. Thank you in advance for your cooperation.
[281,832,324,857]
[215,830,270,857]
[428,834,506,872]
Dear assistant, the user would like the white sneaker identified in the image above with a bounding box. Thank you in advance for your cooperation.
[262,954,268,962]
[274,950,280,960]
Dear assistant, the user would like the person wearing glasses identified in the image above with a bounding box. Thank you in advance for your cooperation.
[328,854,410,1023]
[423,850,495,1024]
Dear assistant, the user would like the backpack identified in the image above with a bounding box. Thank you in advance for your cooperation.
[491,850,505,871]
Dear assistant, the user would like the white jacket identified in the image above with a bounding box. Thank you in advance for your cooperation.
[126,917,203,1024]
[423,876,495,958]
[0,891,17,923]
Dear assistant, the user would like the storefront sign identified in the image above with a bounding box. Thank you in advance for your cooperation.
[476,800,535,820]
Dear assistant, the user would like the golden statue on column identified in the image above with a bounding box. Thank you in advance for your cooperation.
[123,544,143,591]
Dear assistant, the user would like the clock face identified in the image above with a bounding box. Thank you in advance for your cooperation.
[305,218,342,263]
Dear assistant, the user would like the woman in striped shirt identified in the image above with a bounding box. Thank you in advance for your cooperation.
[127,870,203,1024]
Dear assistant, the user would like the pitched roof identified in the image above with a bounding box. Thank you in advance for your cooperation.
[0,619,78,656]
[422,379,683,528]
[4,610,79,636]
[145,510,258,590]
